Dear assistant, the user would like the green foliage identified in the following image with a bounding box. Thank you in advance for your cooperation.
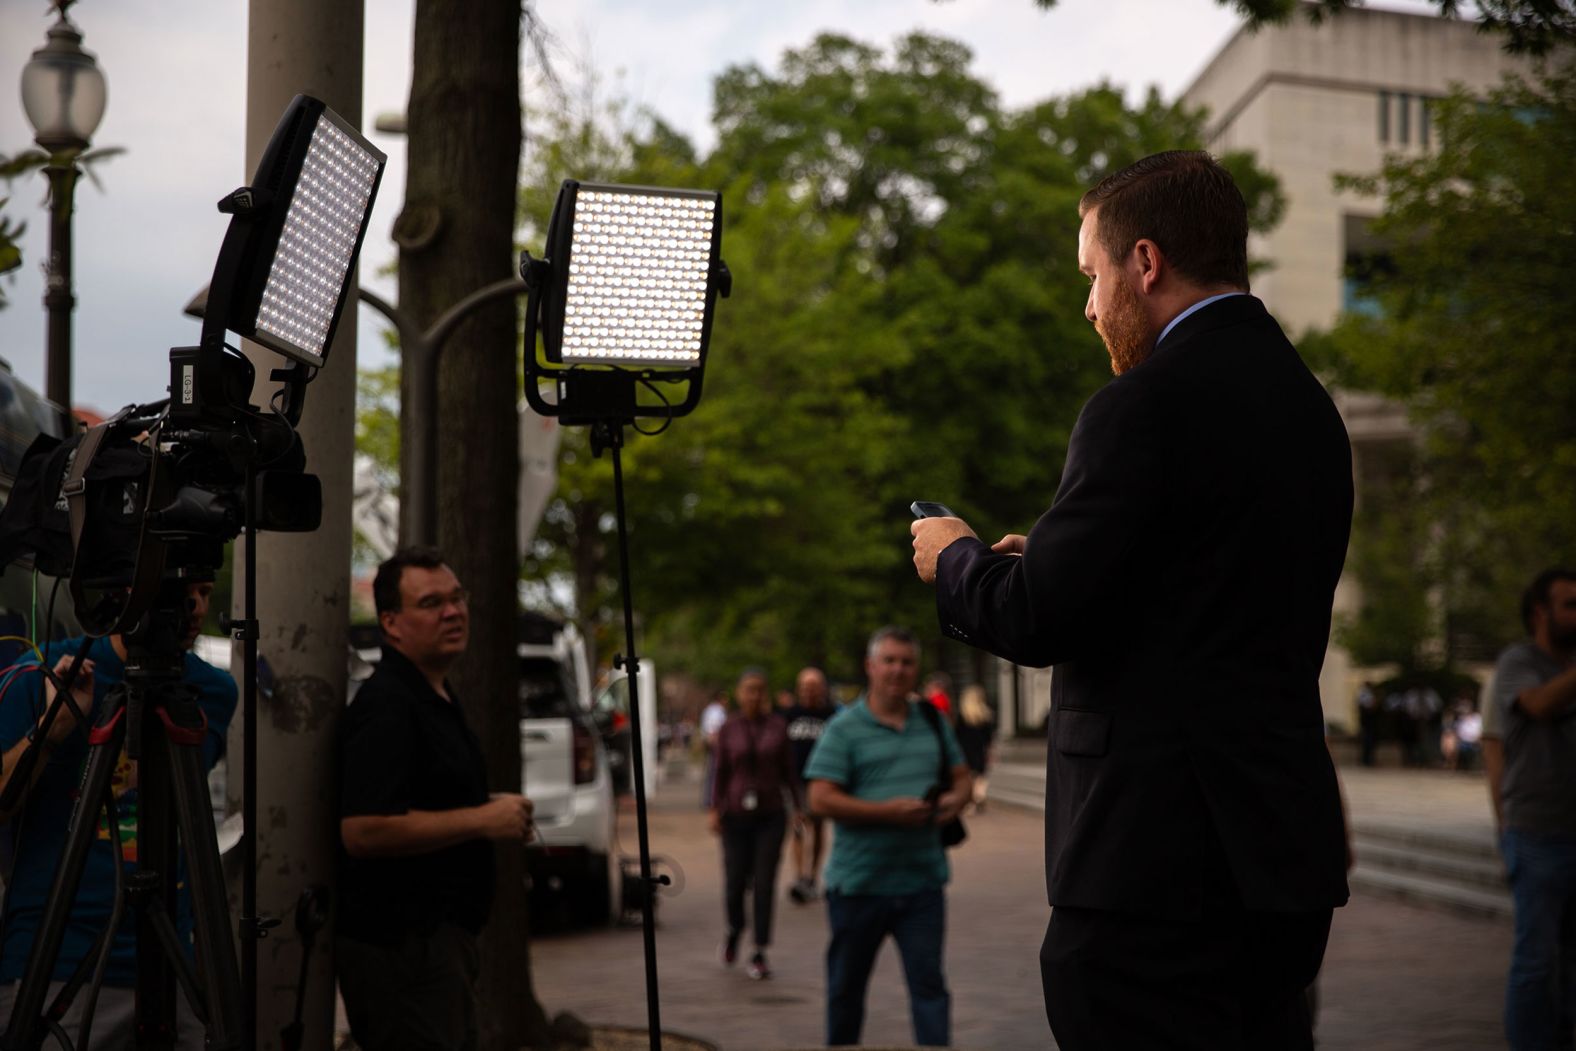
[1331,444,1437,670]
[0,146,124,311]
[514,31,1283,690]
[353,364,401,566]
[1306,67,1576,661]
[0,203,24,309]
[355,364,401,492]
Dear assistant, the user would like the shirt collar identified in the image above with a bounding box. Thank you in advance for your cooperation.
[378,642,455,706]
[1156,291,1246,348]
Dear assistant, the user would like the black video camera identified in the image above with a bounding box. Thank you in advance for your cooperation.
[0,96,384,637]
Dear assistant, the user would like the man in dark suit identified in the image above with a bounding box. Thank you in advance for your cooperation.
[911,150,1353,1050]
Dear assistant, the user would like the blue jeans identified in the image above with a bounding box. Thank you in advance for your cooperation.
[825,888,948,1047]
[1503,827,1576,1050]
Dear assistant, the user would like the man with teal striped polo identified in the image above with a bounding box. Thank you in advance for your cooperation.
[805,626,973,1048]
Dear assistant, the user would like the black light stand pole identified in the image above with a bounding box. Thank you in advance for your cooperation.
[239,458,261,1051]
[593,419,666,1051]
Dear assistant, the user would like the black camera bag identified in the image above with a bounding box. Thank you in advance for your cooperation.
[0,414,158,633]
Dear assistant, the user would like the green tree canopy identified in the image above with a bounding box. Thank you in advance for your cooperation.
[1305,66,1576,666]
[512,30,1283,690]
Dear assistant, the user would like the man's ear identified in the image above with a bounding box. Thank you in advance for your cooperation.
[379,610,399,645]
[1132,238,1164,295]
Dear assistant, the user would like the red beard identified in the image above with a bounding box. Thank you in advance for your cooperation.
[1097,273,1154,376]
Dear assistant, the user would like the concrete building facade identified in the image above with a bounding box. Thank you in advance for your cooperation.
[1181,5,1539,337]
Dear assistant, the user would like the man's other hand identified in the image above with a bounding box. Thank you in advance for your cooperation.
[911,517,979,584]
[479,793,534,842]
[41,656,95,746]
[991,534,1027,556]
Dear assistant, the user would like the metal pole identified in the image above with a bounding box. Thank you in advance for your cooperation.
[242,460,259,1046]
[43,161,75,432]
[359,279,529,548]
[602,421,664,1051]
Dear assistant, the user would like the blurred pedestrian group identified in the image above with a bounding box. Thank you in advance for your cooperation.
[1356,678,1483,771]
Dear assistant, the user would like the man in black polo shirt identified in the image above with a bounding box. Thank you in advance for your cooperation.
[336,547,534,1051]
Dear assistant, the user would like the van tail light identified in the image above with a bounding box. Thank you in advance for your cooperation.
[572,720,596,785]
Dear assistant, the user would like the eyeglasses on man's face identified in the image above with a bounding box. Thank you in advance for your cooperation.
[412,588,470,614]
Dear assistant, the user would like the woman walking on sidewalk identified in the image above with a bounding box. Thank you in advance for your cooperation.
[956,684,996,811]
[708,668,803,980]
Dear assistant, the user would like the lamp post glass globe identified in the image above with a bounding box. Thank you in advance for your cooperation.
[21,0,107,156]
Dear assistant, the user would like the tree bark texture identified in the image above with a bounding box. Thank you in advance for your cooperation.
[399,3,546,1048]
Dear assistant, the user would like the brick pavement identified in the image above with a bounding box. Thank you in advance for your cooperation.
[526,765,1513,1050]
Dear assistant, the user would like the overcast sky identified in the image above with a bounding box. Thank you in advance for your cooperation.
[0,0,1438,415]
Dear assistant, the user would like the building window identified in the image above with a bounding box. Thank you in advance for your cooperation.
[1398,93,1411,145]
[1378,91,1390,143]
[1344,213,1392,319]
[1420,97,1431,148]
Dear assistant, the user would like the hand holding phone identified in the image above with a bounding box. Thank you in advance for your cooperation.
[910,501,958,519]
[910,502,978,585]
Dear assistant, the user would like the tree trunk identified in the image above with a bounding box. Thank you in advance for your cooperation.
[400,3,549,1047]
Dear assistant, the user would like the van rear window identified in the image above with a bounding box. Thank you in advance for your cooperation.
[520,657,575,719]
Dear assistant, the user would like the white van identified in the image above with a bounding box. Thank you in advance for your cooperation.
[518,613,618,926]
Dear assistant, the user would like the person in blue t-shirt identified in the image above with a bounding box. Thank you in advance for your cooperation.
[804,626,971,1049]
[0,580,236,1049]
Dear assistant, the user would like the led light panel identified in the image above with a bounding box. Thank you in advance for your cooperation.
[560,187,718,367]
[254,114,382,365]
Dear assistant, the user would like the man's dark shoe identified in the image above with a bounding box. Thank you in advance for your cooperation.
[719,929,740,967]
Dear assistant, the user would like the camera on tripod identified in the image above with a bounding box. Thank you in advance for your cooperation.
[0,95,384,1051]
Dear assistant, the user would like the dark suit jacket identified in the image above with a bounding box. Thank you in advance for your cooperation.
[936,294,1352,916]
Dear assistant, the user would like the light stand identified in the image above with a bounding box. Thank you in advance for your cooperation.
[521,179,731,1051]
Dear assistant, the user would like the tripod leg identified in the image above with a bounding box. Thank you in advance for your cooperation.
[0,692,128,1051]
[156,699,243,1051]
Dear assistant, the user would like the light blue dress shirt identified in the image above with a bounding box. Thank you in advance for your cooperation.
[1157,291,1246,347]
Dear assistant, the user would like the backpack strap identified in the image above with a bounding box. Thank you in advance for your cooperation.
[916,699,952,790]
[63,409,166,637]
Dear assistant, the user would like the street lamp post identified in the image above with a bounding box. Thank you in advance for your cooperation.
[357,280,529,546]
[20,0,106,432]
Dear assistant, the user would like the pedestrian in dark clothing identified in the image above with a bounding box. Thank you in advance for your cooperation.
[1356,682,1380,767]
[1493,567,1576,1050]
[709,668,802,980]
[784,666,835,903]
[337,548,535,1051]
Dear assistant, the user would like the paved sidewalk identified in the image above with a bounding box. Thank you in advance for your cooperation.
[526,758,1512,1050]
[993,739,1500,843]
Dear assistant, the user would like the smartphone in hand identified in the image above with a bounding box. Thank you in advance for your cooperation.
[910,501,958,519]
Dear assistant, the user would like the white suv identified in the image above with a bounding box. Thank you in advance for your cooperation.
[518,614,618,927]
